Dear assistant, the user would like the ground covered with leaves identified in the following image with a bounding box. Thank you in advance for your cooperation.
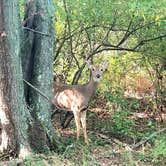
[0,92,166,166]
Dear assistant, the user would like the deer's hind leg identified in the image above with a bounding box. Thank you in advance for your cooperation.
[80,110,88,145]
[72,103,81,141]
[73,111,81,140]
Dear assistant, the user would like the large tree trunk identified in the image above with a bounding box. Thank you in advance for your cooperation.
[30,0,60,150]
[0,0,60,157]
[21,0,36,102]
[21,0,61,151]
[0,0,31,158]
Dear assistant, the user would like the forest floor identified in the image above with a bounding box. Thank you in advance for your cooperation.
[0,94,166,166]
[49,107,166,166]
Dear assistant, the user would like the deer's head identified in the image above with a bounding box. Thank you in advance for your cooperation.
[85,59,109,82]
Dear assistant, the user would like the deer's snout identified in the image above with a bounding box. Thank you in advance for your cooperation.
[96,74,100,78]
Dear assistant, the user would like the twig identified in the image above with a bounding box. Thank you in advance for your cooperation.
[22,27,51,36]
[132,34,166,50]
[23,79,63,112]
[89,131,133,151]
[23,79,50,101]
[90,131,111,142]
[132,128,166,149]
[112,138,133,151]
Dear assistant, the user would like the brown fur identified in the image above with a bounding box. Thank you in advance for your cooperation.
[52,60,108,144]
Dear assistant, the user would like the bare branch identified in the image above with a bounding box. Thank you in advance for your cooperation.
[132,34,166,50]
[23,79,50,101]
[22,27,51,36]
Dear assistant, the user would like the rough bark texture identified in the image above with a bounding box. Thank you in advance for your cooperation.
[0,0,60,155]
[0,0,31,158]
[21,0,61,151]
[21,0,36,102]
[31,0,60,149]
[0,38,15,154]
[0,0,13,154]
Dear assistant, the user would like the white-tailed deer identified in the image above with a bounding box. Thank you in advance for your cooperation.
[52,59,108,144]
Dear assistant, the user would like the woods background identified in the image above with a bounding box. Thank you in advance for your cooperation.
[0,0,166,165]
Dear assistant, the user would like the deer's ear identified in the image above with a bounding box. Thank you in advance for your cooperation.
[102,61,109,70]
[85,59,93,68]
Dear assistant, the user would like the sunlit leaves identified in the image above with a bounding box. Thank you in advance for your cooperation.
[19,0,24,19]
[54,0,166,84]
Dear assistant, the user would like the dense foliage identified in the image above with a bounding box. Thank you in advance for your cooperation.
[52,1,166,165]
[53,0,166,165]
[1,0,165,165]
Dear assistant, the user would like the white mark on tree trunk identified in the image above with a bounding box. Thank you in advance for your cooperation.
[19,146,31,159]
[0,95,9,152]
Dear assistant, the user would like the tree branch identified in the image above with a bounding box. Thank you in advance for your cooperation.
[23,79,50,101]
[22,26,51,36]
[132,128,166,149]
[132,34,166,50]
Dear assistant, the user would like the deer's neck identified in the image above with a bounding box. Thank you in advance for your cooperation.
[86,77,99,96]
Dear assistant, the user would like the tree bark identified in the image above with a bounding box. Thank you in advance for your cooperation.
[21,0,61,151]
[0,0,60,156]
[21,0,37,102]
[0,0,31,158]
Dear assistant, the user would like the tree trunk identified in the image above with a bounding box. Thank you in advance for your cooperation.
[31,0,60,150]
[0,0,31,158]
[0,0,60,157]
[21,0,37,102]
[21,0,61,151]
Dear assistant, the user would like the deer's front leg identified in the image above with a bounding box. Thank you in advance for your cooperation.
[80,110,89,145]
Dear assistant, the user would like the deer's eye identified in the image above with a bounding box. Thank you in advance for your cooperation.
[92,68,95,71]
[101,68,103,71]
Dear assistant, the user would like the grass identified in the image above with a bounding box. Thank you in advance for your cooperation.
[19,128,165,166]
[1,92,165,165]
[1,127,165,166]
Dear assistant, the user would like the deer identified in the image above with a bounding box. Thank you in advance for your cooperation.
[52,59,109,145]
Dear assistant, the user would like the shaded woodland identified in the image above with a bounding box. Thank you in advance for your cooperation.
[0,0,166,165]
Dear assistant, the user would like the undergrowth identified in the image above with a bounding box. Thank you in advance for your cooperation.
[20,129,166,166]
[1,90,165,166]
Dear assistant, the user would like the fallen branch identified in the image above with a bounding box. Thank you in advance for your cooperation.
[90,131,112,144]
[89,131,132,151]
[132,128,166,149]
[111,138,133,151]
